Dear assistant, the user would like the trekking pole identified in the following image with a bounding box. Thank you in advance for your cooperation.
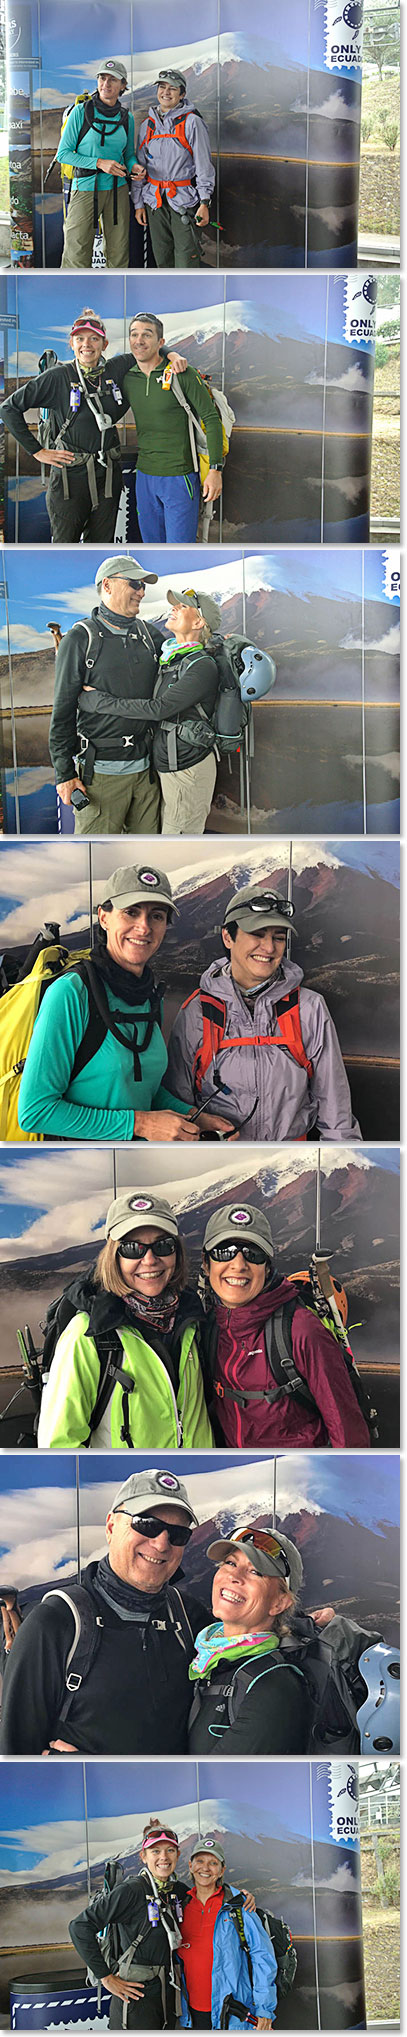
[244,716,251,835]
[287,841,293,961]
[143,216,148,269]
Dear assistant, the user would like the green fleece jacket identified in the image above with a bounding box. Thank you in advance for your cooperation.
[120,359,224,475]
[37,1312,213,1450]
[17,970,190,1143]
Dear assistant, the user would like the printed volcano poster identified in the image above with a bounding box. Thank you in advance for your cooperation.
[7,0,366,270]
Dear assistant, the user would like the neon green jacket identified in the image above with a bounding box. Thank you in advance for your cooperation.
[37,1311,214,1450]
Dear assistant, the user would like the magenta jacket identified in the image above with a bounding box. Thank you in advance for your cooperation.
[209,1280,371,1449]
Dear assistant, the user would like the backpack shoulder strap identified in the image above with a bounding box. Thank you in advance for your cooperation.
[67,959,162,1084]
[265,1298,316,1410]
[74,617,104,672]
[226,1898,253,1993]
[167,1585,196,1653]
[41,1581,103,1723]
[167,373,206,468]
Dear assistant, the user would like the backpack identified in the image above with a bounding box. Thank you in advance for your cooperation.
[163,367,235,538]
[13,1278,197,1447]
[210,635,276,756]
[222,1895,297,2022]
[188,1620,390,1758]
[0,1579,197,1715]
[202,1277,378,1444]
[44,91,130,220]
[0,935,163,1141]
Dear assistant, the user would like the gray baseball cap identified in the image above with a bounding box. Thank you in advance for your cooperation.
[190,1838,225,1866]
[167,587,221,634]
[223,882,296,936]
[106,1192,179,1245]
[157,69,187,93]
[207,1526,303,1597]
[112,1468,198,1525]
[95,555,158,588]
[204,1201,273,1260]
[98,58,128,84]
[98,864,178,915]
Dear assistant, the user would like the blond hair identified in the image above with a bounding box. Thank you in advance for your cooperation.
[94,1233,186,1300]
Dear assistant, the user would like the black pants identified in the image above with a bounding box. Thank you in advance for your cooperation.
[46,459,122,543]
[108,1978,176,2030]
[190,2013,212,2029]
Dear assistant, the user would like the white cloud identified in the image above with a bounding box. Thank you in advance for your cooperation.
[0,621,51,654]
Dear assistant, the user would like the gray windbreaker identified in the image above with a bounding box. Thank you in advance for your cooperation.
[135,100,215,213]
[166,956,362,1142]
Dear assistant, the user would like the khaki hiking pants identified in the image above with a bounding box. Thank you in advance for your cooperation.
[73,767,161,836]
[61,181,130,268]
[159,752,217,835]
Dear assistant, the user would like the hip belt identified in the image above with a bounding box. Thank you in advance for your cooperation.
[78,733,149,778]
[50,442,121,508]
[148,173,193,209]
[119,1960,170,2030]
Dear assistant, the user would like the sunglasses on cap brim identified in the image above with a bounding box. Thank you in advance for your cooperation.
[238,891,295,919]
[208,1240,270,1264]
[232,1528,291,1578]
[113,1509,192,1547]
[118,1233,176,1260]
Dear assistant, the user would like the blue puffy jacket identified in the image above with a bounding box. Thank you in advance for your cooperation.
[178,1884,278,2029]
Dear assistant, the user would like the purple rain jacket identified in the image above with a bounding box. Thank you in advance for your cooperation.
[135,100,215,213]
[166,955,362,1143]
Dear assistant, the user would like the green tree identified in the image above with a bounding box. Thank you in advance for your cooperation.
[364,13,400,80]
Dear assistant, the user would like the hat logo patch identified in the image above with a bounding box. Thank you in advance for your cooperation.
[157,1472,180,1490]
[129,1197,153,1212]
[230,1208,252,1225]
[139,869,160,886]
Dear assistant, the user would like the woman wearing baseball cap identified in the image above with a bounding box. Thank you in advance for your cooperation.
[37,1192,213,1450]
[57,61,144,271]
[188,1525,312,1755]
[198,1202,370,1450]
[151,588,223,835]
[178,1840,277,2030]
[18,863,232,1147]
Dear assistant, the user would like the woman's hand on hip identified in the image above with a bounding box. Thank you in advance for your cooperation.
[104,1978,145,2001]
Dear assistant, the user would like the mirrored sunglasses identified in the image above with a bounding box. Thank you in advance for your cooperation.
[208,1241,269,1264]
[233,1527,290,1577]
[119,1234,176,1260]
[246,891,295,919]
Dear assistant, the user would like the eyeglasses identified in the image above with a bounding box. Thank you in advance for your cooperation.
[240,891,295,920]
[233,1528,290,1579]
[116,1510,192,1547]
[208,1241,269,1265]
[128,579,146,591]
[119,1234,176,1261]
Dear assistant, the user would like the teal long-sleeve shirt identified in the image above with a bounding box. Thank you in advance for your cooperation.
[56,101,137,192]
[17,970,189,1143]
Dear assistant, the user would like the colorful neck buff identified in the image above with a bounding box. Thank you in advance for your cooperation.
[189,1620,279,1682]
[124,1286,179,1334]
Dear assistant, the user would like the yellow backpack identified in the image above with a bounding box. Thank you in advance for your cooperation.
[0,944,91,1142]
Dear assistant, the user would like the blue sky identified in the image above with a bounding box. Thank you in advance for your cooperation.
[32,0,332,98]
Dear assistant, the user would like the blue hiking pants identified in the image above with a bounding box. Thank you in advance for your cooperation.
[136,470,201,541]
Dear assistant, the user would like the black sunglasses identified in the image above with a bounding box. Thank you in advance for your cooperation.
[208,1241,270,1265]
[128,578,146,591]
[119,1234,176,1261]
[116,1510,192,1547]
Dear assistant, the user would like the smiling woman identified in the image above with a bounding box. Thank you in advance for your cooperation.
[16,861,215,1147]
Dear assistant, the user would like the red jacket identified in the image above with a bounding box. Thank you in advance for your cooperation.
[211,1280,370,1450]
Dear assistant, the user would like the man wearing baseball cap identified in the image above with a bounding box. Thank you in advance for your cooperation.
[37,1189,213,1451]
[134,69,215,270]
[18,862,226,1145]
[166,878,362,1141]
[57,61,144,271]
[199,1200,370,1450]
[178,1840,277,2029]
[111,313,223,543]
[0,1468,210,1758]
[48,554,166,836]
[188,1523,313,1756]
